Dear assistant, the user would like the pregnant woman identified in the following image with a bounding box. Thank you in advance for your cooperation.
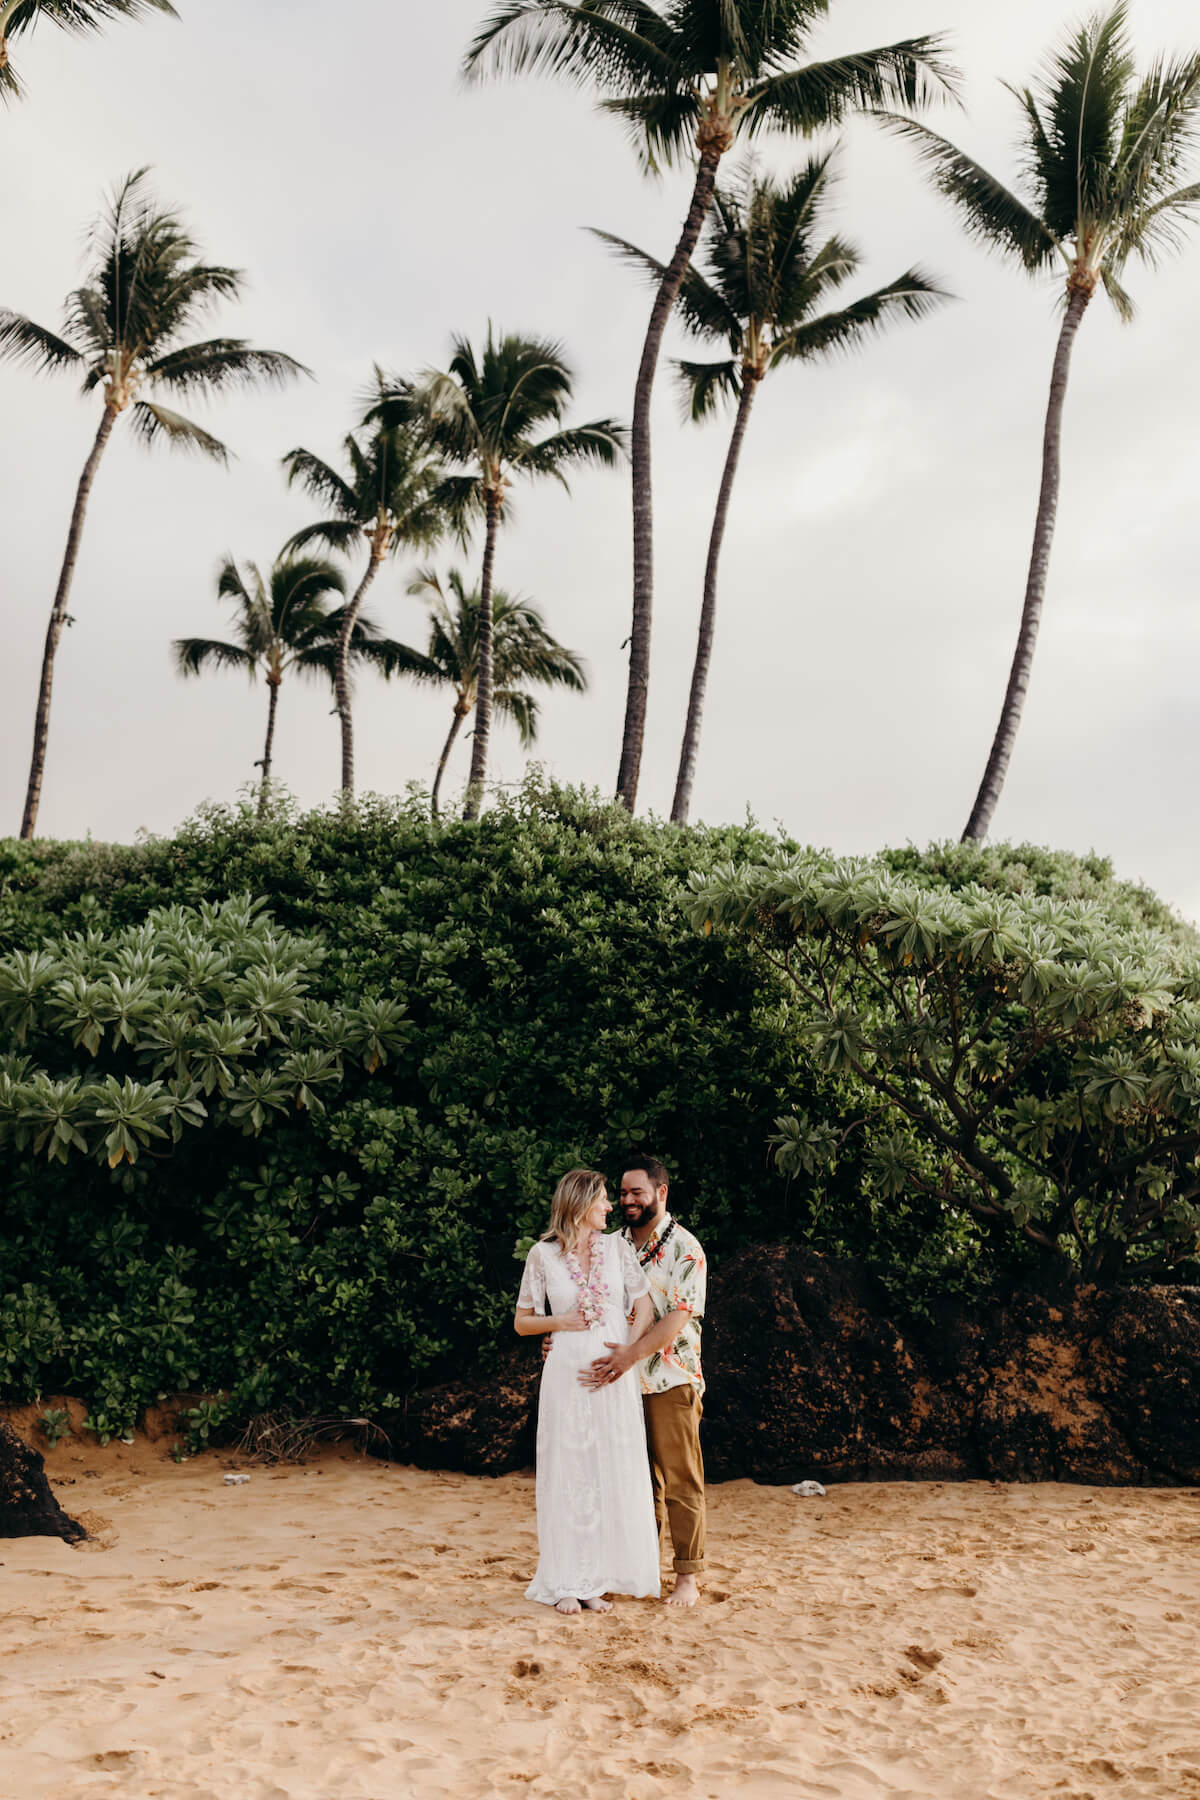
[515,1168,661,1613]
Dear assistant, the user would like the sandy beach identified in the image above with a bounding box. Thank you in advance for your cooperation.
[2,1421,1199,1800]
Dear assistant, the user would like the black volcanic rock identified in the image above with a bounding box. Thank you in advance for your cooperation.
[371,1247,1200,1487]
[702,1247,1200,1487]
[0,1418,86,1542]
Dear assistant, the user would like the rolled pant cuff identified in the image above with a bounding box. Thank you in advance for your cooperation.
[672,1559,704,1575]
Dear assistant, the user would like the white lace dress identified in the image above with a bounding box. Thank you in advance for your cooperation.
[517,1234,661,1606]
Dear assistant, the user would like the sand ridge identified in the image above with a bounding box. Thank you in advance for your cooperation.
[1,1431,1200,1798]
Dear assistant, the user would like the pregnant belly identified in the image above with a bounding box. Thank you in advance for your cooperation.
[544,1322,623,1375]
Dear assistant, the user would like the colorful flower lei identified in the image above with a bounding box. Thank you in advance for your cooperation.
[563,1233,611,1328]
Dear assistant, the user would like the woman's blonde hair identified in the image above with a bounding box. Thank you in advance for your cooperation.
[542,1168,607,1251]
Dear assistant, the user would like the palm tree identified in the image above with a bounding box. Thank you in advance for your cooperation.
[885,5,1200,842]
[400,567,588,815]
[597,153,948,823]
[0,168,306,840]
[282,380,448,799]
[465,1,958,811]
[173,553,421,818]
[0,0,175,104]
[383,331,621,819]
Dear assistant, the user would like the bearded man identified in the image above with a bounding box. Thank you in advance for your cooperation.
[581,1155,706,1608]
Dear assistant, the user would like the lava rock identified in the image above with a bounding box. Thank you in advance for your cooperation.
[0,1418,86,1542]
[372,1247,1200,1487]
[702,1246,1200,1487]
[376,1346,540,1475]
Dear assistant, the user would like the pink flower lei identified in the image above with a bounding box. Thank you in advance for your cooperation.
[563,1232,610,1328]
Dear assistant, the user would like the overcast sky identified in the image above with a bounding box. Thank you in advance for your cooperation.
[2,1,1199,918]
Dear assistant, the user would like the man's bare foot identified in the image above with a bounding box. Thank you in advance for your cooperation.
[555,1597,582,1614]
[580,1596,612,1612]
[664,1574,700,1608]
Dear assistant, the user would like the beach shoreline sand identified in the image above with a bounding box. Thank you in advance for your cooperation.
[2,1422,1199,1799]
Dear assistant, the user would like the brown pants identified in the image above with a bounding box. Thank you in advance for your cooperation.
[643,1385,706,1575]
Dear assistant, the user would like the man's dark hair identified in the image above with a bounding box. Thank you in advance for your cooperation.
[624,1152,669,1190]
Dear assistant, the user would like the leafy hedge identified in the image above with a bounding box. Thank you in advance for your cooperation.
[2,782,1186,1437]
[691,846,1200,1284]
[0,784,843,1434]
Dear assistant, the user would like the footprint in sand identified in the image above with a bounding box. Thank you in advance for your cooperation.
[903,1645,944,1673]
[87,1751,136,1771]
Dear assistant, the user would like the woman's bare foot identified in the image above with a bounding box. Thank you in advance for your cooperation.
[580,1596,612,1612]
[664,1574,699,1608]
[555,1597,582,1614]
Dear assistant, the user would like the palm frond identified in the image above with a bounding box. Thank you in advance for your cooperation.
[352,637,444,680]
[1114,53,1200,213]
[431,474,483,545]
[463,0,680,97]
[272,554,346,614]
[129,399,228,461]
[745,36,960,137]
[289,643,338,683]
[1038,3,1132,229]
[282,447,360,518]
[0,310,83,375]
[589,227,741,341]
[599,88,699,171]
[145,339,310,396]
[281,518,365,558]
[1109,178,1200,269]
[493,686,540,747]
[513,418,625,485]
[675,357,741,421]
[6,2,178,41]
[409,369,484,465]
[769,267,951,366]
[172,636,255,678]
[879,114,1062,271]
[1099,262,1135,320]
[215,556,255,607]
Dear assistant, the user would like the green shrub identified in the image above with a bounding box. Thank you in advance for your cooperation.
[690,848,1200,1286]
[6,784,1183,1425]
[0,783,862,1421]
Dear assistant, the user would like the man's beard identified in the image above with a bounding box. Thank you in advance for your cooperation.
[621,1202,657,1227]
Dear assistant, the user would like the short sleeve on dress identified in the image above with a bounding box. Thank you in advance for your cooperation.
[618,1236,650,1312]
[516,1243,547,1314]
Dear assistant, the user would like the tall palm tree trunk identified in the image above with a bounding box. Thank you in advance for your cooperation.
[671,368,761,825]
[20,402,119,840]
[335,538,386,798]
[431,703,469,818]
[616,137,727,812]
[464,488,501,822]
[258,676,281,821]
[962,284,1092,843]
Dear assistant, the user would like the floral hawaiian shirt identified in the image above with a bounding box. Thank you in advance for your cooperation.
[621,1213,706,1398]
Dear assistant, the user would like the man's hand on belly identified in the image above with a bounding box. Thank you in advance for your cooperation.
[578,1341,637,1389]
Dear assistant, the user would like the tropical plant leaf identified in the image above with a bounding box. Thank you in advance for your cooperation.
[146,339,311,395]
[172,636,256,679]
[463,0,680,96]
[129,399,228,461]
[675,356,740,420]
[746,38,960,136]
[0,310,83,373]
[879,115,1062,270]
